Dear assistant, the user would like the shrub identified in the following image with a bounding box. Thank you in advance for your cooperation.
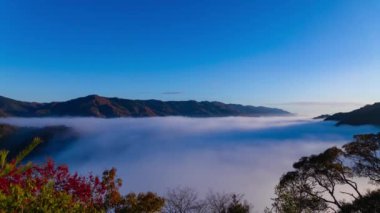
[0,138,165,212]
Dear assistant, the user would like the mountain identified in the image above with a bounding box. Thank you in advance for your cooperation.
[0,124,78,159]
[0,95,291,118]
[0,96,42,117]
[325,103,380,126]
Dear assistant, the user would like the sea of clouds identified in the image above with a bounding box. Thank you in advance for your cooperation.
[0,116,378,212]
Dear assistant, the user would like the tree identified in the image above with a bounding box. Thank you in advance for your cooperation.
[273,171,327,213]
[340,189,380,213]
[226,194,250,213]
[164,188,251,213]
[116,192,165,213]
[205,191,233,213]
[205,192,251,213]
[343,133,380,183]
[272,133,380,212]
[164,187,206,213]
[273,147,363,212]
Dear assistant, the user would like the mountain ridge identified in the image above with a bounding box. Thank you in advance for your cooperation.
[325,102,380,126]
[0,95,291,118]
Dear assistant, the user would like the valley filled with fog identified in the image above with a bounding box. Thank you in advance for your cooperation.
[0,117,378,211]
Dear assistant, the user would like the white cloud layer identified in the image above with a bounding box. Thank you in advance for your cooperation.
[0,117,378,212]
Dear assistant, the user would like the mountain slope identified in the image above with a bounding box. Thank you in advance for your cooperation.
[0,96,42,117]
[0,95,291,118]
[325,103,380,126]
[0,124,78,159]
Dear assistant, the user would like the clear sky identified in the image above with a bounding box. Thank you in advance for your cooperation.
[1,0,379,115]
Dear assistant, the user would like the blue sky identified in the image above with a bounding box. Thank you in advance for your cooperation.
[1,0,379,115]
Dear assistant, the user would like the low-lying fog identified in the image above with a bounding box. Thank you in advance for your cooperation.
[0,117,378,211]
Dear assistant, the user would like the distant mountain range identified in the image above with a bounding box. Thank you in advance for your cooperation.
[0,95,291,118]
[325,102,380,126]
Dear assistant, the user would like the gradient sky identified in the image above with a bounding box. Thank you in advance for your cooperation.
[1,0,379,115]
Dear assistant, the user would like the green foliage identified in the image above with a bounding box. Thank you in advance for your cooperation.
[0,150,9,169]
[0,138,41,177]
[14,137,42,166]
[0,183,85,213]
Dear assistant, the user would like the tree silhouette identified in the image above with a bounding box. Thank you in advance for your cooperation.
[272,133,380,213]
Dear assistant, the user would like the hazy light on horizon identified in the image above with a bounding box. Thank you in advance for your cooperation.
[272,101,367,117]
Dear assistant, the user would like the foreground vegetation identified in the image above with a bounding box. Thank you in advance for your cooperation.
[270,133,380,213]
[0,138,165,212]
[1,132,380,212]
